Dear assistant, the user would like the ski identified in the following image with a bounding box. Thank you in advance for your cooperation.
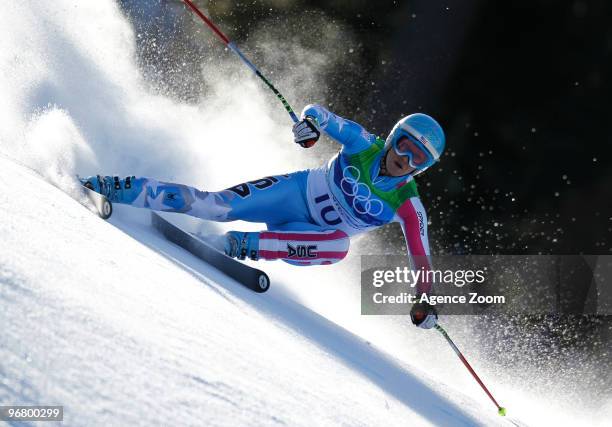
[150,212,270,293]
[80,180,113,219]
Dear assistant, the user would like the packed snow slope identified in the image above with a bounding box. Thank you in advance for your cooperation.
[0,158,507,426]
[0,1,607,426]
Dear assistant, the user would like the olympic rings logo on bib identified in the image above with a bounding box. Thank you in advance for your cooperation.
[340,165,384,216]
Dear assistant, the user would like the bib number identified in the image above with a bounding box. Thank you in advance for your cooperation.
[314,193,342,226]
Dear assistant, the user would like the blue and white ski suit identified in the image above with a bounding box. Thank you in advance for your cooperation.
[105,105,433,291]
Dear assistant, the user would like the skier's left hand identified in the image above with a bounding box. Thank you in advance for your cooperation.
[410,301,438,329]
[292,117,320,148]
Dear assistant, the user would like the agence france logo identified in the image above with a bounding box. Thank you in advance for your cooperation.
[340,165,384,216]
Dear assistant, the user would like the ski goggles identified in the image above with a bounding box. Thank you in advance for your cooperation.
[391,123,439,169]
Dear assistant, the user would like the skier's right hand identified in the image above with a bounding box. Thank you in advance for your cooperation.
[410,301,438,329]
[292,117,320,148]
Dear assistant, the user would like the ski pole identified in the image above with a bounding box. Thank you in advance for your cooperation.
[180,0,299,123]
[434,324,507,417]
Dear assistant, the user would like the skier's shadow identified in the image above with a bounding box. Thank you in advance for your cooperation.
[113,210,486,426]
[252,286,484,426]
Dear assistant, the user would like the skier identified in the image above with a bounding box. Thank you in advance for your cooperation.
[82,104,444,329]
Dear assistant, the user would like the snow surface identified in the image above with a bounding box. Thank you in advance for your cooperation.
[0,157,507,426]
[0,1,606,426]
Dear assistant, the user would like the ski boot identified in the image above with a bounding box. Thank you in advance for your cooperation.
[79,175,142,204]
[224,231,260,261]
[80,175,114,198]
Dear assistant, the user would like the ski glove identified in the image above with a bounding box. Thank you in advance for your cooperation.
[410,300,438,329]
[292,117,320,148]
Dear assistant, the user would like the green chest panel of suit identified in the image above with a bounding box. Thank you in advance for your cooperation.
[343,137,419,211]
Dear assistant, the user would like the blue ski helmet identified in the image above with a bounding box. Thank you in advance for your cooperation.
[386,113,445,175]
